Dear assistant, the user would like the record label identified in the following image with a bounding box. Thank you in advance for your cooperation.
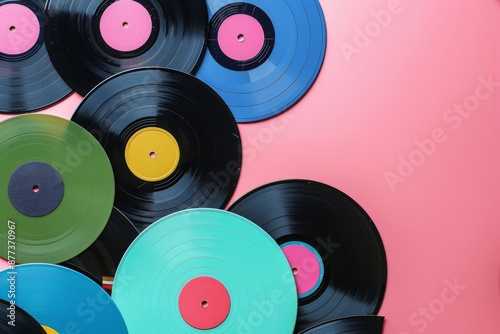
[8,161,64,217]
[178,276,231,330]
[218,14,265,62]
[281,241,324,299]
[42,326,58,334]
[208,3,274,71]
[99,0,153,52]
[0,3,39,55]
[124,126,180,182]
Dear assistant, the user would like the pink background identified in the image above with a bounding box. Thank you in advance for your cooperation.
[1,0,499,333]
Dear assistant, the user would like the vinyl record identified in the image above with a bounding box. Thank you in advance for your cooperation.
[112,208,297,333]
[0,114,115,264]
[44,0,208,96]
[64,207,139,291]
[0,264,128,333]
[196,0,327,122]
[60,261,102,286]
[71,67,242,231]
[0,0,72,113]
[1,298,46,333]
[229,180,387,332]
[298,316,385,334]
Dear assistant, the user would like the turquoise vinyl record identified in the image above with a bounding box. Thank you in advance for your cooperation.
[0,264,128,333]
[112,208,298,333]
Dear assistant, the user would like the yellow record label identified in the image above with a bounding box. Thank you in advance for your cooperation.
[125,127,180,182]
[42,325,58,334]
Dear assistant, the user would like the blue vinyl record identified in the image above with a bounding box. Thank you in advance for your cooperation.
[0,264,128,333]
[196,0,327,123]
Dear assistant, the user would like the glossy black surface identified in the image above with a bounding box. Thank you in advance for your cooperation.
[64,207,139,286]
[229,180,387,333]
[0,298,46,333]
[44,0,208,96]
[0,0,72,113]
[72,67,242,230]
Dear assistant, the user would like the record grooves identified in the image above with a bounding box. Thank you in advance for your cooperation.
[229,180,387,332]
[64,207,139,290]
[111,209,298,333]
[196,0,327,122]
[0,114,115,264]
[71,67,242,230]
[45,0,208,96]
[0,0,72,113]
[1,299,46,333]
[0,264,128,333]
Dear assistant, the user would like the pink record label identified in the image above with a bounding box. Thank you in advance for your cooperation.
[178,276,231,329]
[218,14,265,61]
[0,4,40,55]
[282,242,324,298]
[99,0,153,52]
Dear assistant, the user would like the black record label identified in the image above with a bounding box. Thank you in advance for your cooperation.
[229,179,388,332]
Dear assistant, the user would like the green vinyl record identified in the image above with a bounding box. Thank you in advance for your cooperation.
[112,208,298,333]
[0,114,114,263]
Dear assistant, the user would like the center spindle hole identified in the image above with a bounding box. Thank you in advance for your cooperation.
[9,26,16,33]
[122,22,129,29]
[201,300,208,308]
[149,151,157,159]
[292,267,299,276]
[237,33,245,42]
[32,185,40,193]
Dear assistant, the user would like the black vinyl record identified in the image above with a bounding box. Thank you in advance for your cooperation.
[298,316,385,334]
[0,298,46,333]
[64,207,139,290]
[0,0,72,113]
[71,67,241,231]
[229,180,387,333]
[44,0,208,96]
[60,261,102,287]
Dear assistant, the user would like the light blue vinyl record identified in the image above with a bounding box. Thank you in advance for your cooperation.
[0,264,128,333]
[112,208,297,333]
